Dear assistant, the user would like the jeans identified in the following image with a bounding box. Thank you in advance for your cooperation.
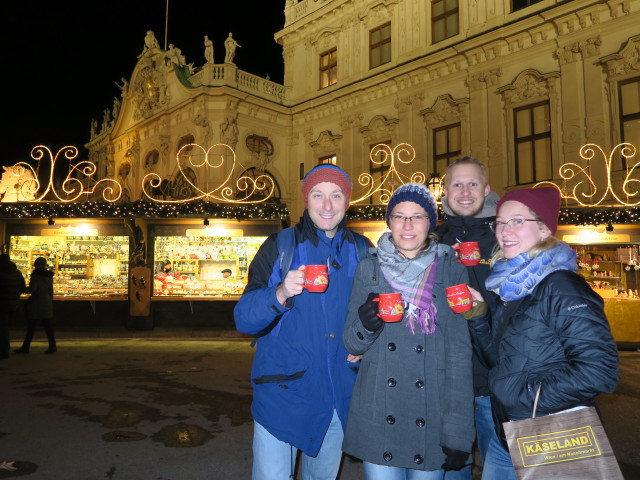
[252,409,344,480]
[444,395,497,479]
[364,462,445,480]
[474,395,498,462]
[481,432,517,480]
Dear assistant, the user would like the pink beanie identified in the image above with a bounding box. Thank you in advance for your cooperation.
[301,165,352,209]
[496,187,561,234]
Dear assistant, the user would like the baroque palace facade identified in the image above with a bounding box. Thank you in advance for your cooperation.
[87,0,640,219]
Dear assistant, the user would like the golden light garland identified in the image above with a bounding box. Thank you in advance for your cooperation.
[141,143,275,204]
[1,145,122,203]
[536,143,639,207]
[350,143,430,204]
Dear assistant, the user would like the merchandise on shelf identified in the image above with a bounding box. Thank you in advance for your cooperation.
[153,235,266,296]
[9,235,130,297]
[573,244,640,300]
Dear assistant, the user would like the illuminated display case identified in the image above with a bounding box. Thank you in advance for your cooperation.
[150,221,278,297]
[10,234,130,297]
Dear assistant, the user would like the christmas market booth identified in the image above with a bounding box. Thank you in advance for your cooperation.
[344,143,640,347]
[0,144,287,332]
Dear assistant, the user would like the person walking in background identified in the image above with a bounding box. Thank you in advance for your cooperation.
[0,254,26,359]
[435,156,502,479]
[14,257,56,355]
[467,187,619,479]
[342,183,483,479]
[234,164,370,480]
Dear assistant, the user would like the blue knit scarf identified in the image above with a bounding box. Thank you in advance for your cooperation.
[485,242,578,301]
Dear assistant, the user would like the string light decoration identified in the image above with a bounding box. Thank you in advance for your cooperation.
[350,143,428,205]
[4,145,122,203]
[141,143,275,204]
[0,200,289,220]
[536,142,639,207]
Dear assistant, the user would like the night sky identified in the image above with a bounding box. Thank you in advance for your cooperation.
[2,1,284,167]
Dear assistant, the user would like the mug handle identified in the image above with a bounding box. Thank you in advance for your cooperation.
[372,297,382,319]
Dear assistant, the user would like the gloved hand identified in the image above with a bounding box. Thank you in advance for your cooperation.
[460,300,487,320]
[441,446,470,471]
[358,292,382,332]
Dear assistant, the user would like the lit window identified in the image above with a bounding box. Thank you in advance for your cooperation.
[432,0,459,43]
[370,23,391,69]
[319,155,337,165]
[619,77,640,169]
[512,0,544,13]
[514,102,552,185]
[320,48,337,89]
[433,123,461,175]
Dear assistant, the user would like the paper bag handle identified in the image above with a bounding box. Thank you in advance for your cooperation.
[531,383,542,419]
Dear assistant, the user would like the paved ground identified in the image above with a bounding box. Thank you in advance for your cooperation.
[1,338,638,479]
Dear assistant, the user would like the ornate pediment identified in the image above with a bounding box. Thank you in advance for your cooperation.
[359,115,399,143]
[498,69,560,106]
[600,34,640,79]
[419,94,469,126]
[309,130,343,156]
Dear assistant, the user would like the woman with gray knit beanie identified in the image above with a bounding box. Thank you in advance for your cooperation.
[343,183,485,479]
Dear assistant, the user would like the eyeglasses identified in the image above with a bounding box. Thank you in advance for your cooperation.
[389,214,428,224]
[489,217,539,232]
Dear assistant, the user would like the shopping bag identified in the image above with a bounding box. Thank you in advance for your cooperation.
[502,386,623,480]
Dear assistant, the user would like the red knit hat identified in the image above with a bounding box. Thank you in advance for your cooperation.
[301,165,352,209]
[496,187,561,234]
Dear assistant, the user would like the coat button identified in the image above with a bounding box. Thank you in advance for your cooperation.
[414,454,424,464]
[415,380,424,388]
[416,417,425,427]
[329,333,335,339]
[415,345,424,353]
[387,342,396,351]
[387,378,397,387]
[357,332,364,340]
[383,452,393,462]
[386,415,395,424]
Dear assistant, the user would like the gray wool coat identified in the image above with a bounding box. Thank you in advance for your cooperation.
[342,243,476,471]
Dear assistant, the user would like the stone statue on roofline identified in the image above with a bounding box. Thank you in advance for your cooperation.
[204,35,214,64]
[224,32,241,64]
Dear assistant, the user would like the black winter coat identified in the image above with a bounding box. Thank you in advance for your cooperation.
[435,199,501,396]
[469,270,619,424]
[0,260,25,312]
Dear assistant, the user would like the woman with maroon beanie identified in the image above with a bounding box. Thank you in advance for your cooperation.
[467,187,619,479]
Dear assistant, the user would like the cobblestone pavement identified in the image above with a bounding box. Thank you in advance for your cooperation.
[1,340,638,479]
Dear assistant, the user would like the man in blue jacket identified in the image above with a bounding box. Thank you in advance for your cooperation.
[234,164,370,480]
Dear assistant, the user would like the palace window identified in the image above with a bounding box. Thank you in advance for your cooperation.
[320,48,337,89]
[318,155,337,165]
[370,23,391,69]
[433,123,461,175]
[432,0,459,43]
[514,102,552,185]
[512,0,544,12]
[619,77,640,169]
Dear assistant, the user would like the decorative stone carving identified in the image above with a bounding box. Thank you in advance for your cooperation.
[394,93,424,114]
[339,113,364,130]
[498,69,560,106]
[220,114,239,149]
[131,59,169,121]
[466,68,503,92]
[359,115,399,144]
[419,94,469,127]
[555,42,582,66]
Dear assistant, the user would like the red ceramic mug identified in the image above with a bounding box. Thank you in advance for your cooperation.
[374,293,404,322]
[446,284,473,313]
[304,265,329,292]
[454,241,481,266]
